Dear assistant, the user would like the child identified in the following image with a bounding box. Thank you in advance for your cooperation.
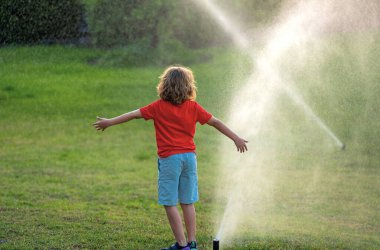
[93,65,247,250]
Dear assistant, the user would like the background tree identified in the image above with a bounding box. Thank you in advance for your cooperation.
[0,0,86,45]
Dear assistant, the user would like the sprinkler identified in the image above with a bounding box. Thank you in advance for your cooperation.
[213,239,219,250]
[341,143,346,150]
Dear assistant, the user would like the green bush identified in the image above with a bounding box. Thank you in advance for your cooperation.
[0,0,85,45]
[89,0,283,49]
[90,0,164,48]
[87,38,213,67]
[88,0,228,66]
[90,0,228,49]
[217,0,283,25]
[87,0,282,66]
[165,1,230,49]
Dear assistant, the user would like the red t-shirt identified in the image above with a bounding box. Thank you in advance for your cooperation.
[140,99,212,158]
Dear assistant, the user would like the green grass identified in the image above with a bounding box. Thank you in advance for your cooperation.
[0,45,241,249]
[0,41,379,250]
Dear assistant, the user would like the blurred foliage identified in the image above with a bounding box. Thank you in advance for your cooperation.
[89,0,282,49]
[89,0,229,49]
[88,0,229,66]
[87,0,282,66]
[90,0,162,48]
[0,0,282,65]
[0,0,86,45]
[87,40,213,67]
[218,0,283,25]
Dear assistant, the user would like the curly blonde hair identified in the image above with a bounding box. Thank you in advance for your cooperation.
[157,65,197,105]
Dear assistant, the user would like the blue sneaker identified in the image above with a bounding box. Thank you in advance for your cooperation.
[161,242,190,250]
[189,241,197,250]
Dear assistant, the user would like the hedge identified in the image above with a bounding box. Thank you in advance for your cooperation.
[0,0,86,45]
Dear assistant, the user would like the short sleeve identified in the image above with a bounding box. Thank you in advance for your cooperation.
[195,102,212,125]
[140,100,159,120]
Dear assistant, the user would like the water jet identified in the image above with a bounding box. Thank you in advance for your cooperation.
[192,0,378,247]
[192,0,345,149]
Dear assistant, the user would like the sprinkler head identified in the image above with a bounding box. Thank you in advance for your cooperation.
[213,239,219,250]
[341,143,346,150]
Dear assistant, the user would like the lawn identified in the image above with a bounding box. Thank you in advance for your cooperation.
[0,43,379,250]
[0,45,244,249]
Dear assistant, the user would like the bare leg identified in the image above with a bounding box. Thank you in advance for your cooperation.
[164,205,187,247]
[180,203,196,242]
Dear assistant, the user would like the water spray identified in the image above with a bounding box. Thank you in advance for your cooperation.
[189,0,361,245]
[192,0,345,150]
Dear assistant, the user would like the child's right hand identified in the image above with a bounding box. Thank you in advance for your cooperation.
[234,137,248,153]
[93,116,110,131]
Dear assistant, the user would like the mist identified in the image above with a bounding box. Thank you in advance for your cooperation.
[193,0,380,247]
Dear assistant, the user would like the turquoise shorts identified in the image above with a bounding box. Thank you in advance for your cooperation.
[157,152,198,206]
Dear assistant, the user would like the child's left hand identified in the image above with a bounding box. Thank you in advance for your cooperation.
[93,116,110,131]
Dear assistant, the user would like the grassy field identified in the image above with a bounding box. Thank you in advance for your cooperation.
[0,44,379,250]
[0,46,243,249]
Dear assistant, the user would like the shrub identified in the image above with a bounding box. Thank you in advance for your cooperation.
[0,0,86,45]
[90,0,229,49]
[90,0,164,48]
[87,0,282,66]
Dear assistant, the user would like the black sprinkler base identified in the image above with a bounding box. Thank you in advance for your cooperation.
[213,239,219,250]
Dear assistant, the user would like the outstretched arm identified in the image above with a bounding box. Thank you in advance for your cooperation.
[207,116,248,153]
[93,109,142,131]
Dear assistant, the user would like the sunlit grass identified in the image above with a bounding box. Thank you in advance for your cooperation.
[0,44,379,249]
[0,45,238,249]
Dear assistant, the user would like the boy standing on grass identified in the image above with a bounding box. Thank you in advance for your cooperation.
[93,65,247,250]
